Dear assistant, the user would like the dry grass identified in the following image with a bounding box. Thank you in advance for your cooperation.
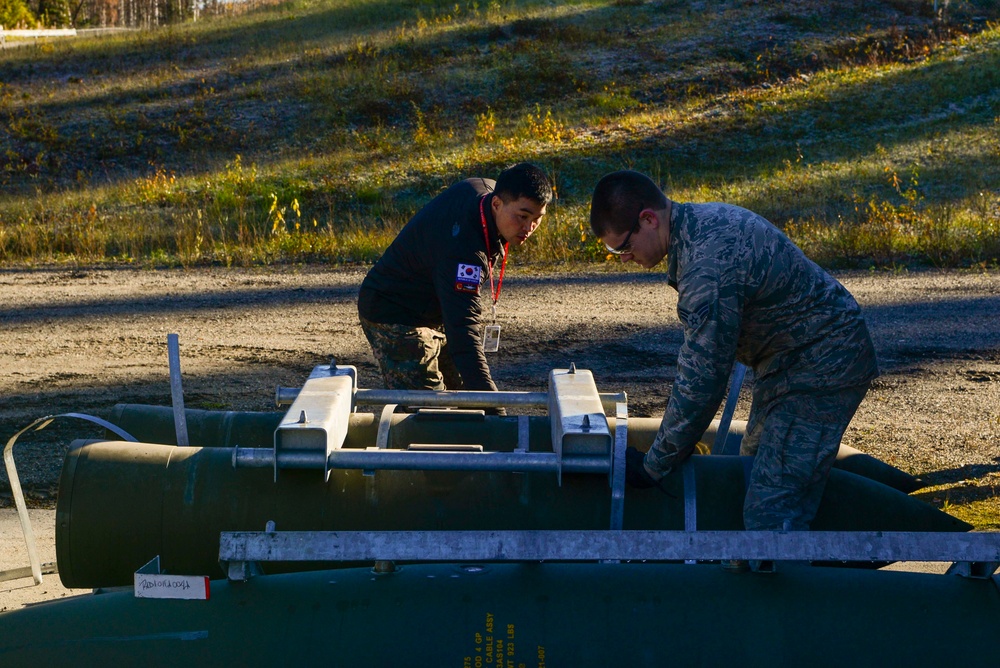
[0,0,998,268]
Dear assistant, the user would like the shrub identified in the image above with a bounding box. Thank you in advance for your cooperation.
[0,0,35,28]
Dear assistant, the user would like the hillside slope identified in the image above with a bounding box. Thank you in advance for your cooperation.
[0,0,998,266]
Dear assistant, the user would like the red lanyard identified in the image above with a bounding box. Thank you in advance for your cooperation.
[479,195,509,305]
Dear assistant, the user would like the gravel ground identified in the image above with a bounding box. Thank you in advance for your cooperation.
[1,265,998,608]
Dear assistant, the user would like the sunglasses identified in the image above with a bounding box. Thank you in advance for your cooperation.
[605,219,640,255]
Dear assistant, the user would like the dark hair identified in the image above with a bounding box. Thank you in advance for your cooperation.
[495,163,553,206]
[589,170,667,237]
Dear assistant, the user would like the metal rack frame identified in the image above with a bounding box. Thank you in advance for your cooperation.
[218,528,1000,582]
[219,361,1000,583]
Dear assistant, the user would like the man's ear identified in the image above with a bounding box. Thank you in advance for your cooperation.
[639,208,659,229]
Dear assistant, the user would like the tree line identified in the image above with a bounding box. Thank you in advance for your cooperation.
[1,0,265,30]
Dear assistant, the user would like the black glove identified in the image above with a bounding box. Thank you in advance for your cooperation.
[625,447,657,489]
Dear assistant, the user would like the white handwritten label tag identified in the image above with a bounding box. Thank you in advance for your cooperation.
[134,556,210,600]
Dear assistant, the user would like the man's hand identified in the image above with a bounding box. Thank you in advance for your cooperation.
[483,406,507,417]
[625,447,658,488]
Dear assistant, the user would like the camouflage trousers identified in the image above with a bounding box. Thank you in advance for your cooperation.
[359,316,464,391]
[739,382,871,531]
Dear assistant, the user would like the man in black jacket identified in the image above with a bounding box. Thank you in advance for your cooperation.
[358,163,553,399]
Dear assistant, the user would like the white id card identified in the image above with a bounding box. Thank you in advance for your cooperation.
[483,325,501,353]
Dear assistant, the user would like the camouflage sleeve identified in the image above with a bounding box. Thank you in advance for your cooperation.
[645,258,743,477]
[432,252,497,392]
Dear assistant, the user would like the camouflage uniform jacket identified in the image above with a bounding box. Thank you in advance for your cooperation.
[358,178,505,391]
[647,202,879,474]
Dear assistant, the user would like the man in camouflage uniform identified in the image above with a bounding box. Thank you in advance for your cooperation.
[358,163,553,405]
[589,170,878,530]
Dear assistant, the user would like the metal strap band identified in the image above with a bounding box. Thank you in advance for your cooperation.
[683,461,697,532]
[609,401,628,531]
[167,333,189,447]
[277,387,629,411]
[3,413,136,584]
[682,461,697,564]
[375,404,397,449]
[712,362,746,455]
[516,415,529,453]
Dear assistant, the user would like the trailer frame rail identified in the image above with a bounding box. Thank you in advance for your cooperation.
[219,529,1000,582]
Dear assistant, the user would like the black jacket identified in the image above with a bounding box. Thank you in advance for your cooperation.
[358,178,505,391]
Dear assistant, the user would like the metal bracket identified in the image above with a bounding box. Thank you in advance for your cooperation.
[945,561,1000,579]
[223,521,275,582]
[549,365,612,486]
[226,558,263,583]
[274,365,354,482]
[750,560,776,573]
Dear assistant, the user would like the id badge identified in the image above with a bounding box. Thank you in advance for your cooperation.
[483,325,501,353]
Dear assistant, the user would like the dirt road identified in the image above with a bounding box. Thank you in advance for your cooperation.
[2,266,999,608]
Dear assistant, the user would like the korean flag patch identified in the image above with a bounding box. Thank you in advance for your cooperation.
[455,263,482,294]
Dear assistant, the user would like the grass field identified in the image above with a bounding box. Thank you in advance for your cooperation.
[1,0,998,268]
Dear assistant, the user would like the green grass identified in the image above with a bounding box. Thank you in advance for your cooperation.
[916,478,1000,531]
[0,0,998,268]
[951,497,1000,532]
